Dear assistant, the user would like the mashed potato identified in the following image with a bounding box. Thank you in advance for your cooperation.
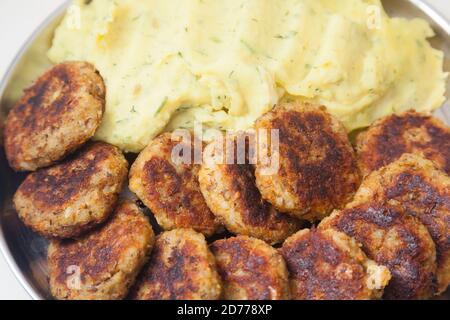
[48,0,447,152]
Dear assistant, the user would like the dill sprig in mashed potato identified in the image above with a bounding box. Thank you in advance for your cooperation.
[48,0,447,152]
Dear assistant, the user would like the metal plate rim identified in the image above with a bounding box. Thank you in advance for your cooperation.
[0,1,70,300]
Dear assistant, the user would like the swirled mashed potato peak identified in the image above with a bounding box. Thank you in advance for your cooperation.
[48,0,447,152]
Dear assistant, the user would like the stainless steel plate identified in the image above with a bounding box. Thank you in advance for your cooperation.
[0,0,449,300]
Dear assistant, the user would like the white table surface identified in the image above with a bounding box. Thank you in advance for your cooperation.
[0,0,449,300]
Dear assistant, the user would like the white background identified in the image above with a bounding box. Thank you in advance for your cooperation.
[0,0,449,300]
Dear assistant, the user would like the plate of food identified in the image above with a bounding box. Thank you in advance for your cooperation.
[0,0,449,300]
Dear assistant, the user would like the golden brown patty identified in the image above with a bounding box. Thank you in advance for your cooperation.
[356,110,450,176]
[14,142,128,238]
[255,103,361,221]
[4,61,105,172]
[48,201,155,300]
[320,202,437,300]
[130,229,222,300]
[351,153,450,294]
[210,236,290,300]
[280,228,391,300]
[199,135,300,244]
[129,133,220,236]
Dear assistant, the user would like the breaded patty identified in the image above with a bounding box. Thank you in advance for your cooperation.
[130,229,222,300]
[280,228,391,300]
[199,135,300,244]
[254,103,361,221]
[320,202,437,299]
[4,61,105,172]
[48,201,154,300]
[351,153,450,294]
[356,111,450,176]
[210,236,290,300]
[129,133,220,236]
[14,142,128,238]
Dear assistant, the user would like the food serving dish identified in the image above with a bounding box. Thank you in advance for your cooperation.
[0,0,449,300]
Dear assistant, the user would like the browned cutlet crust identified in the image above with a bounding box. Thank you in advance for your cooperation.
[129,133,220,237]
[130,229,222,300]
[199,135,301,244]
[320,202,437,300]
[255,102,361,221]
[48,201,155,300]
[280,228,391,300]
[351,153,450,294]
[355,110,450,176]
[14,142,128,238]
[4,61,105,172]
[210,236,290,300]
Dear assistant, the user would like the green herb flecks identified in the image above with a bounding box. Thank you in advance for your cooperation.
[240,39,257,54]
[274,31,298,40]
[195,50,208,57]
[155,97,168,115]
[116,118,130,124]
[132,14,142,22]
